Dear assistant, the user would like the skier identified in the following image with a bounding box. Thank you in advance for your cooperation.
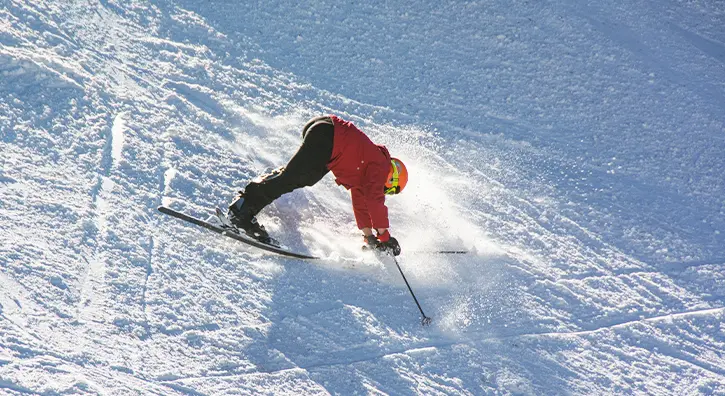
[227,115,407,256]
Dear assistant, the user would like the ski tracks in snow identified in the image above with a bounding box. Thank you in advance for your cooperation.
[155,305,725,394]
[76,111,126,324]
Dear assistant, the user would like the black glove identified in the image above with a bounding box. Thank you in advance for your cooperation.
[379,236,401,256]
[364,234,380,249]
[362,232,401,256]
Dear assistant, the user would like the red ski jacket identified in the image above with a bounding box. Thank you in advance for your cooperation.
[327,115,391,230]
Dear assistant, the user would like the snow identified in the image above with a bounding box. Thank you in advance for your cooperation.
[111,112,126,164]
[1,0,724,394]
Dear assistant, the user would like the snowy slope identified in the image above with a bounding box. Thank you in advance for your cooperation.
[1,0,724,394]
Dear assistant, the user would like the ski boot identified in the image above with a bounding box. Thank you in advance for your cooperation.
[228,192,273,244]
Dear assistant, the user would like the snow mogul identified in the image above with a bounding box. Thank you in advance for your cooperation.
[227,115,408,256]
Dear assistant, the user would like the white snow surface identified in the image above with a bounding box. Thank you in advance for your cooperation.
[1,0,725,394]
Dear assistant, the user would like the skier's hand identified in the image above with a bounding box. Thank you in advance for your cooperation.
[379,237,401,256]
[361,230,401,256]
[376,230,401,256]
[364,234,379,248]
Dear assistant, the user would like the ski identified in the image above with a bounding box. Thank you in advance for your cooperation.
[157,205,318,260]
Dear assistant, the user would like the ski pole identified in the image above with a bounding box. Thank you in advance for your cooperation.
[407,250,468,255]
[391,255,432,326]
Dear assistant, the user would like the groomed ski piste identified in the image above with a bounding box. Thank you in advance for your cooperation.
[2,0,724,394]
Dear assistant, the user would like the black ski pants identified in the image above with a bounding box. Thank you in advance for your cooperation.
[241,116,334,216]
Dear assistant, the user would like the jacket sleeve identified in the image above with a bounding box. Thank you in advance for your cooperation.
[365,190,389,229]
[362,162,390,229]
[351,188,372,229]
